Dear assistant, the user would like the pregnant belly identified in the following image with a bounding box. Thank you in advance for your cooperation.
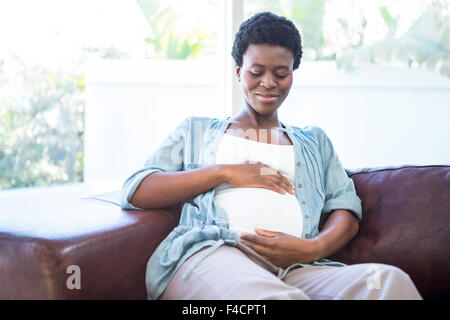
[214,187,303,237]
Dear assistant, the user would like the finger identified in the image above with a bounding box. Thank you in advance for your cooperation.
[253,176,285,194]
[258,165,293,193]
[265,171,292,192]
[238,231,254,239]
[238,239,272,257]
[253,164,292,194]
[239,232,272,246]
[261,176,289,194]
[255,228,279,237]
[258,163,278,176]
[275,171,295,194]
[265,181,286,194]
[275,175,294,194]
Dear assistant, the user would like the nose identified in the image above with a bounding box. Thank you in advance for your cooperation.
[260,73,277,89]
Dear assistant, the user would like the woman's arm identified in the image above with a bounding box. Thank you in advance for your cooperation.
[130,163,295,210]
[312,209,359,260]
[130,166,223,209]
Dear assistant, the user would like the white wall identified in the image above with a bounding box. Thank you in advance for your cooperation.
[280,62,450,169]
[84,59,224,186]
[84,59,450,185]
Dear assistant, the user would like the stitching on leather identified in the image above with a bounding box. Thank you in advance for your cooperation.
[346,165,449,178]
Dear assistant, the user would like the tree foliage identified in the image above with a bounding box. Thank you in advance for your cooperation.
[336,2,449,77]
[0,55,84,189]
[136,0,213,59]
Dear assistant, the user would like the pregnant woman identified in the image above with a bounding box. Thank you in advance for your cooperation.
[121,12,422,300]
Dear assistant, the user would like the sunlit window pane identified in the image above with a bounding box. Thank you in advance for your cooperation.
[0,0,221,189]
[244,0,445,62]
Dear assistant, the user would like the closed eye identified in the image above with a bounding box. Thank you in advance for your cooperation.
[250,72,288,78]
[250,71,263,77]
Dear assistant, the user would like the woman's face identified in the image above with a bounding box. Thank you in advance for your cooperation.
[236,44,294,117]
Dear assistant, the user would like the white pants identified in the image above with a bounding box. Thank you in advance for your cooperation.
[159,244,423,300]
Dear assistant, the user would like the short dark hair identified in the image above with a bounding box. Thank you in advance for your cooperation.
[232,12,303,70]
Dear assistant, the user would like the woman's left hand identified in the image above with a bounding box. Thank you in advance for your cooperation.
[239,228,322,269]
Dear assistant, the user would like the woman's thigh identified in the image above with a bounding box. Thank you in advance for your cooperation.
[282,263,423,300]
[159,245,310,300]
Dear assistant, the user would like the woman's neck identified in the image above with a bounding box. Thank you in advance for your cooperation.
[232,106,281,129]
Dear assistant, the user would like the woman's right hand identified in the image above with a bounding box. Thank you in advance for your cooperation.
[218,162,295,195]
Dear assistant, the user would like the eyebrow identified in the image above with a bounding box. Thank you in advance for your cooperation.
[250,63,290,70]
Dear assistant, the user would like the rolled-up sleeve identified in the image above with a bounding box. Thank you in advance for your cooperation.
[314,127,362,221]
[120,117,190,210]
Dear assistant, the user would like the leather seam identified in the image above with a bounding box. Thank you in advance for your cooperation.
[347,165,449,177]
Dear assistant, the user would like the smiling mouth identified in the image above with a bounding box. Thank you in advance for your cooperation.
[255,93,279,102]
[256,93,279,97]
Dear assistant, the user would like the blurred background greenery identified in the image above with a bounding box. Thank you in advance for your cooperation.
[0,55,85,188]
[136,0,215,59]
[0,0,448,189]
[245,0,449,76]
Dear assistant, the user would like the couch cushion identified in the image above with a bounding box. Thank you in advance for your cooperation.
[329,165,450,300]
[0,188,180,299]
[2,165,448,300]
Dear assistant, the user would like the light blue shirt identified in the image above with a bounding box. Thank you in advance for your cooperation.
[121,116,362,300]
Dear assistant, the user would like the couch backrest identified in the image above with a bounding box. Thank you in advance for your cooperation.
[329,165,450,300]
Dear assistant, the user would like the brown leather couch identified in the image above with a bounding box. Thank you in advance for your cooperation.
[0,164,448,299]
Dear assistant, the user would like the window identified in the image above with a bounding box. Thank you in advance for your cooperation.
[0,0,223,189]
[1,0,448,191]
[243,0,450,168]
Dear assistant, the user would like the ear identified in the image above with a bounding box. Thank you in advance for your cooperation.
[235,65,241,82]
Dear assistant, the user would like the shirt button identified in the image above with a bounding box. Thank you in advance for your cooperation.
[297,183,302,188]
[305,214,310,219]
[301,200,306,205]
[297,161,301,166]
[305,234,310,239]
